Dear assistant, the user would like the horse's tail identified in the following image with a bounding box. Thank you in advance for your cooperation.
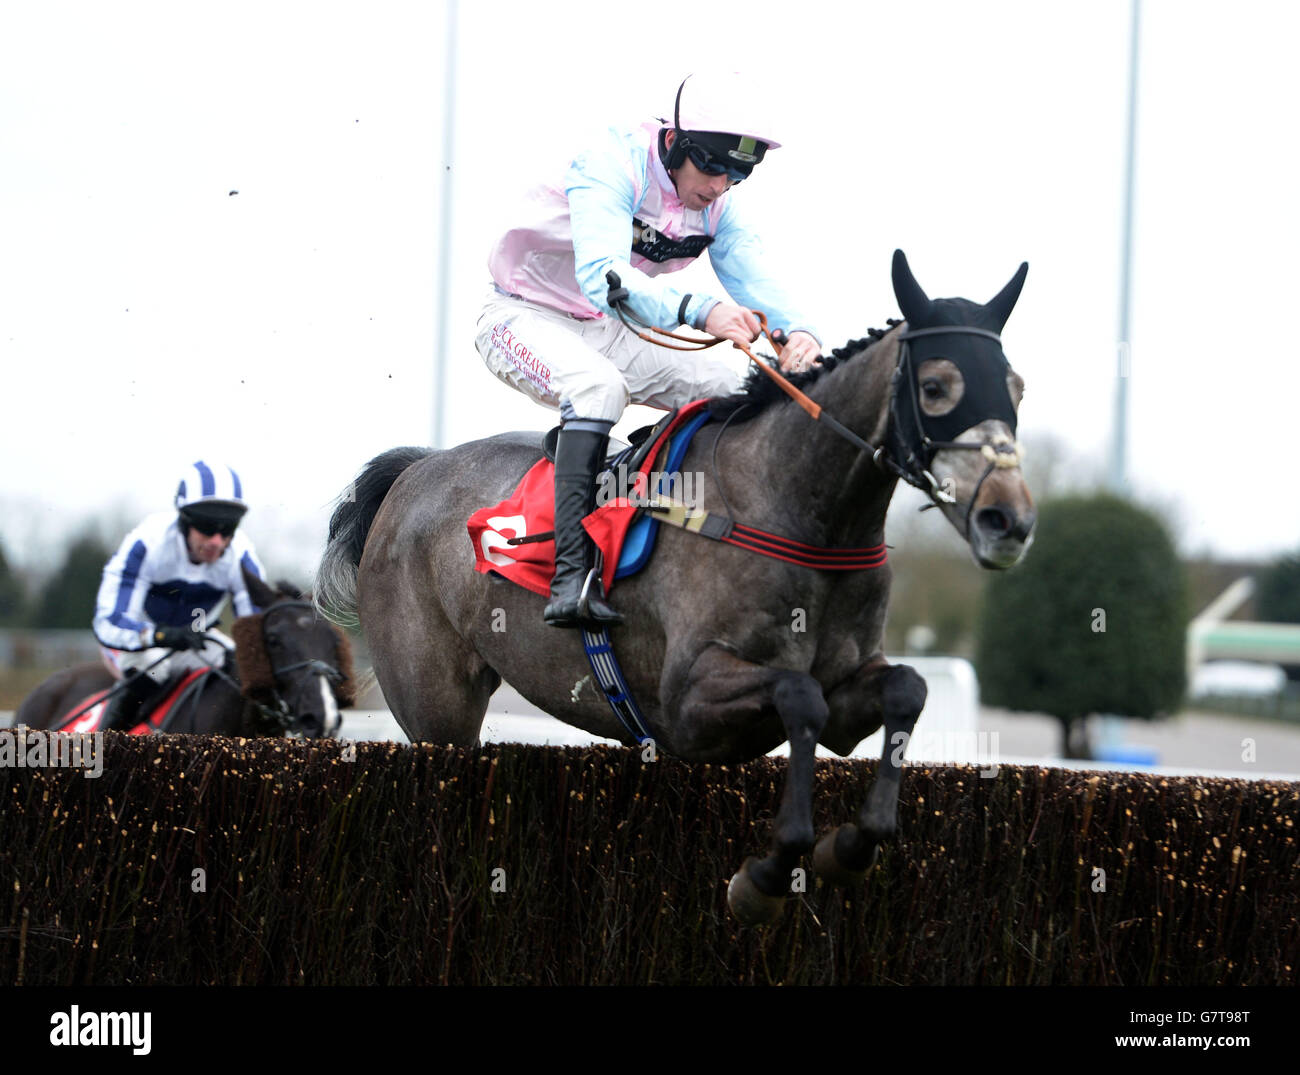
[315,446,431,628]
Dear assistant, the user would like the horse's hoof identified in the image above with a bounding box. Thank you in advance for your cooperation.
[726,857,786,926]
[812,824,879,887]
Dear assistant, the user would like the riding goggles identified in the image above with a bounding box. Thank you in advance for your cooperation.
[180,504,244,538]
[685,142,752,183]
[187,519,237,538]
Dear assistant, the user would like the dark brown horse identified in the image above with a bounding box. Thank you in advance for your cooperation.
[316,251,1036,923]
[16,570,356,738]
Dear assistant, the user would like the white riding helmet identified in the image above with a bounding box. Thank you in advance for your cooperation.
[671,71,783,150]
[174,461,247,511]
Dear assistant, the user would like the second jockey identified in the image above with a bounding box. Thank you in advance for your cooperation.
[92,461,268,731]
[476,71,823,629]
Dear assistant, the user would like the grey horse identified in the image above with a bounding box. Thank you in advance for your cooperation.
[316,250,1036,924]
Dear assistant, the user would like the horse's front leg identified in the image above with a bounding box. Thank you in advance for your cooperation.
[669,647,830,926]
[728,673,833,923]
[814,656,928,885]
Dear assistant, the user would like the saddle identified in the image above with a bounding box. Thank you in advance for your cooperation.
[57,668,213,735]
[540,409,671,474]
[467,400,715,597]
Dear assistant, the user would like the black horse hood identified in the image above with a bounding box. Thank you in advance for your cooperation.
[890,249,1027,449]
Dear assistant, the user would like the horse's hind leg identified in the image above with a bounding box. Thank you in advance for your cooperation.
[814,659,927,883]
[362,579,500,746]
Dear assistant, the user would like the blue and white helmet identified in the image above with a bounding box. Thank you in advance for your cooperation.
[175,461,248,534]
[175,461,247,510]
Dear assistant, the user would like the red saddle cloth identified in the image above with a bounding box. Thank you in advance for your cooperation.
[56,667,211,734]
[467,401,710,597]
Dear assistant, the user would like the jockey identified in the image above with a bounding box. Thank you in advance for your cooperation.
[476,71,822,628]
[92,461,267,731]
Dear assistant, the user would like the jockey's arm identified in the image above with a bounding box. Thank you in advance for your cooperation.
[566,142,720,332]
[92,530,156,651]
[707,197,823,370]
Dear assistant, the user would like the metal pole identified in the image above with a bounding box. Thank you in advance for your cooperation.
[1112,0,1140,493]
[432,0,459,450]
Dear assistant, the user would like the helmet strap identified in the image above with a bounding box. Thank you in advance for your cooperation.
[664,78,690,171]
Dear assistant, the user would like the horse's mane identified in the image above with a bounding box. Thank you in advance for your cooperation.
[708,320,902,422]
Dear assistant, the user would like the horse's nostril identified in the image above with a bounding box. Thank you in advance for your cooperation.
[976,506,1035,542]
[976,507,1012,538]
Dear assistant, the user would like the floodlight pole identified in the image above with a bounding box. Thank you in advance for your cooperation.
[1111,0,1140,493]
[432,0,459,450]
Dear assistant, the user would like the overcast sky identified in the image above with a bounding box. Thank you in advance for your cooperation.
[2,0,1297,583]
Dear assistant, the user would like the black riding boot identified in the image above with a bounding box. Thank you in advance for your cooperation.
[543,420,624,629]
[101,669,167,732]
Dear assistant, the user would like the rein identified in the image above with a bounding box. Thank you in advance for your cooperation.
[607,271,833,423]
[205,656,298,732]
[605,272,1022,537]
[53,649,174,728]
[606,274,731,352]
[606,271,905,477]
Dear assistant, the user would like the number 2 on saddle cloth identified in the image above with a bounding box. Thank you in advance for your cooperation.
[466,400,715,597]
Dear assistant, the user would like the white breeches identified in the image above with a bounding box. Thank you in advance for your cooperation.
[474,287,747,423]
[100,629,234,683]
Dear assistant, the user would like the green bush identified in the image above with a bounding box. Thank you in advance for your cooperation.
[29,532,110,629]
[974,493,1188,756]
[1257,548,1300,624]
[0,541,24,627]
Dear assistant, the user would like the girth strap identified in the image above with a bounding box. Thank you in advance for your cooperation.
[645,497,888,571]
[580,627,654,745]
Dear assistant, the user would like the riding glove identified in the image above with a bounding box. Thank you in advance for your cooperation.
[152,625,205,651]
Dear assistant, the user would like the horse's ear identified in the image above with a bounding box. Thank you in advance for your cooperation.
[984,262,1029,331]
[891,249,931,324]
[274,579,304,600]
[242,566,279,611]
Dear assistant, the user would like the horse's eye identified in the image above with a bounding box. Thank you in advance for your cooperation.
[921,378,944,399]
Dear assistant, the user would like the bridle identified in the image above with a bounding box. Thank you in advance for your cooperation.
[889,325,1026,538]
[604,273,1022,535]
[224,600,347,736]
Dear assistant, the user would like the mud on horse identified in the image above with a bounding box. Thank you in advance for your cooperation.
[316,250,1035,924]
